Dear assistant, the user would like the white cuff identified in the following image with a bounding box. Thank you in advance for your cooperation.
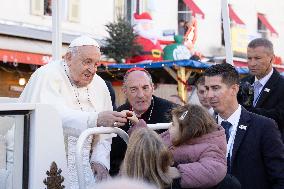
[87,112,99,128]
[90,136,112,170]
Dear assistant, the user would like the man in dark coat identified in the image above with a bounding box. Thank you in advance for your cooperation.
[110,68,176,175]
[204,63,284,189]
[238,38,284,140]
[105,80,117,110]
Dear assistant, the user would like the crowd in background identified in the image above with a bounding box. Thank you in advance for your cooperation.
[19,36,284,189]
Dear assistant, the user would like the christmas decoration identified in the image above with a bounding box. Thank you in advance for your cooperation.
[184,18,198,52]
[163,35,191,61]
[127,12,163,63]
[102,17,142,63]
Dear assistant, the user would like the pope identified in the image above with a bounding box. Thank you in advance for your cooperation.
[19,35,128,188]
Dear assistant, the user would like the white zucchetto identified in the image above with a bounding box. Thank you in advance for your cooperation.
[69,35,100,48]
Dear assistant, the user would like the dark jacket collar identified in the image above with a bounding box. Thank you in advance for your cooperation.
[230,107,251,171]
[255,69,280,107]
[215,107,251,173]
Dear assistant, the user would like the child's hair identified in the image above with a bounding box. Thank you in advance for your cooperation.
[171,104,217,146]
[121,127,173,189]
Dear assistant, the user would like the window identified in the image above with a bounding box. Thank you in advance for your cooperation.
[114,0,126,20]
[142,0,153,13]
[257,15,268,38]
[228,4,245,26]
[31,0,80,22]
[44,0,52,16]
[68,0,80,22]
[178,0,192,36]
[126,0,132,22]
[257,13,278,36]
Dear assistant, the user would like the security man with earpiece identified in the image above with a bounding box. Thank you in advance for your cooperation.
[238,38,284,141]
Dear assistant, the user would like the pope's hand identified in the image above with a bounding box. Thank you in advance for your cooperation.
[121,110,139,124]
[91,162,110,182]
[97,111,127,127]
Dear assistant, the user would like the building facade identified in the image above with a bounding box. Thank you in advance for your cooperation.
[0,0,283,97]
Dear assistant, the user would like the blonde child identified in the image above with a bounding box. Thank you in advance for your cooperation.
[128,104,227,188]
[120,127,180,189]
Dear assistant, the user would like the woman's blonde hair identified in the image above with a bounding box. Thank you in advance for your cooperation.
[171,104,217,146]
[121,127,173,189]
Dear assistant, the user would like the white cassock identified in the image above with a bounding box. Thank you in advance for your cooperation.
[18,60,113,189]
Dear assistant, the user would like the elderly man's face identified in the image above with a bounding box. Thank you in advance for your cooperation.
[247,46,273,80]
[123,71,154,116]
[66,46,101,87]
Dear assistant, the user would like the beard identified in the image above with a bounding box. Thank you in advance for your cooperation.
[134,24,159,44]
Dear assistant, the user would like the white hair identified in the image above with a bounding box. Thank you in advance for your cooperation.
[66,46,79,57]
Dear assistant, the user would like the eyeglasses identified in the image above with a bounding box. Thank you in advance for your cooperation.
[81,58,100,68]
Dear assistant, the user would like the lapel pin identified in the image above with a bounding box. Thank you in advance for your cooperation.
[264,88,270,92]
[239,125,247,130]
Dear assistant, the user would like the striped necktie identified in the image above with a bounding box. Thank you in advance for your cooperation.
[253,80,262,107]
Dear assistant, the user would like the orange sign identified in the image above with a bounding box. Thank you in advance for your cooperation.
[0,49,51,65]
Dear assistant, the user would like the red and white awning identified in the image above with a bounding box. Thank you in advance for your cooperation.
[257,13,278,36]
[228,5,245,25]
[183,0,205,19]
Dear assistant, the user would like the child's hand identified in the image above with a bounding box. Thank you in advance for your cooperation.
[167,167,181,179]
[121,110,139,124]
[127,119,147,136]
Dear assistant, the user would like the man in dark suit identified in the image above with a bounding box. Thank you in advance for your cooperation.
[239,38,284,139]
[104,80,117,110]
[110,67,176,175]
[204,63,284,189]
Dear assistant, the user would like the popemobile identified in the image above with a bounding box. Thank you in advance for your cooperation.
[0,100,169,189]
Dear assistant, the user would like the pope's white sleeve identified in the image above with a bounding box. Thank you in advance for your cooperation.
[19,67,100,136]
[59,106,112,170]
[89,134,112,170]
[89,81,114,170]
[58,108,98,137]
[50,86,112,170]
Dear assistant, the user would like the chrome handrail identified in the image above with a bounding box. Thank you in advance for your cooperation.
[75,127,128,189]
[147,122,171,130]
[75,123,171,189]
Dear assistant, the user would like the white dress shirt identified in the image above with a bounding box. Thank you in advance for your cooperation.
[218,105,242,159]
[254,69,273,94]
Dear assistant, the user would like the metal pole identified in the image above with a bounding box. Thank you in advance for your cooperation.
[52,0,62,61]
[147,123,171,130]
[221,0,234,65]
